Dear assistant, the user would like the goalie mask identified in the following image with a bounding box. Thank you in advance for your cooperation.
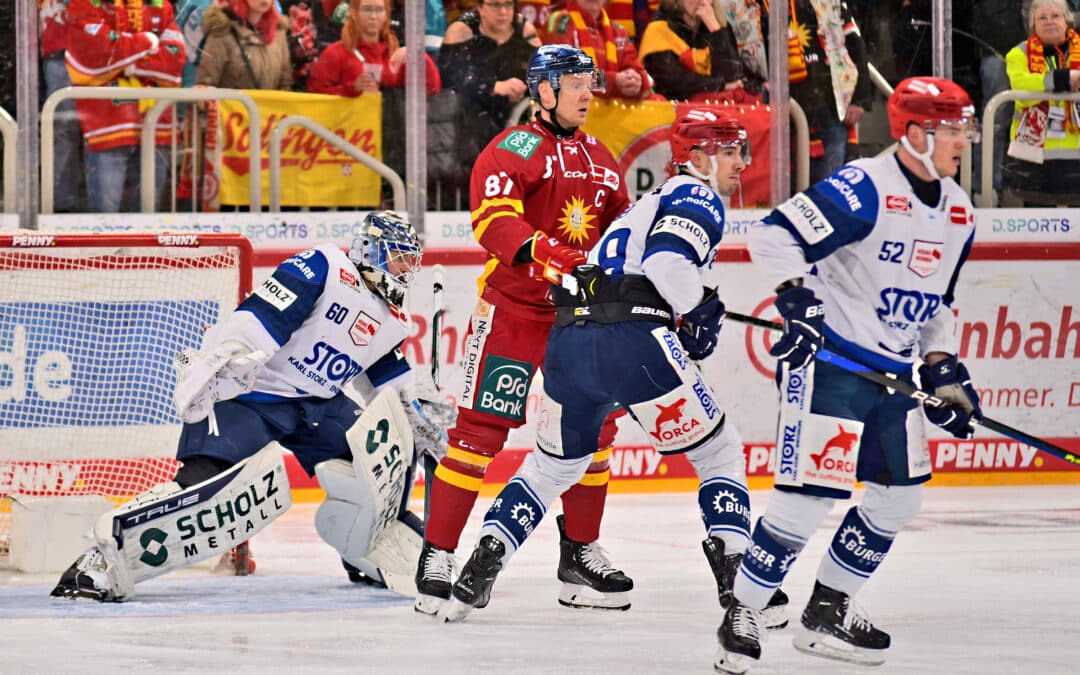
[669,109,750,194]
[348,211,422,307]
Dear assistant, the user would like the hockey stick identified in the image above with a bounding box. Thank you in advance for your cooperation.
[430,264,445,391]
[726,310,1080,467]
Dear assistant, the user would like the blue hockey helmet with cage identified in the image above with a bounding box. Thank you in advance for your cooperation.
[348,211,422,307]
[526,45,605,102]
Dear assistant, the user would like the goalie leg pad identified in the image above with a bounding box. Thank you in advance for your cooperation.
[90,443,291,601]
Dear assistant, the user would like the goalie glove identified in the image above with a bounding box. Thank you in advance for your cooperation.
[174,341,270,424]
[918,355,981,439]
[529,231,586,285]
[401,393,456,463]
[677,288,725,361]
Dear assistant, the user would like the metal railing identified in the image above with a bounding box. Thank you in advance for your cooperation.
[0,107,15,213]
[979,89,1080,208]
[268,115,406,212]
[41,87,262,213]
[790,98,810,193]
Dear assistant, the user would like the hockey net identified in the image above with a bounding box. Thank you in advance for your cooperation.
[0,232,253,565]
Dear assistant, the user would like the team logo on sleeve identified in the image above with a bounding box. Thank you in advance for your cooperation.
[349,311,380,346]
[908,240,943,278]
[777,194,834,244]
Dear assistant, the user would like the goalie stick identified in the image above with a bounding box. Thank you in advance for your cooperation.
[431,264,445,391]
[726,310,1080,467]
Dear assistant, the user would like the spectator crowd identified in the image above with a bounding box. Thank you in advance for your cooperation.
[20,1,1080,213]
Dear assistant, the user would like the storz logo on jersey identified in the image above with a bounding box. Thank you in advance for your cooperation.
[876,288,943,328]
[476,355,531,420]
[303,342,364,383]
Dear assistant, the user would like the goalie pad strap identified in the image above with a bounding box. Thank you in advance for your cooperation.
[93,443,292,600]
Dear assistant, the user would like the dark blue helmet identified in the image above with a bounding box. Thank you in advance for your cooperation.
[526,45,602,102]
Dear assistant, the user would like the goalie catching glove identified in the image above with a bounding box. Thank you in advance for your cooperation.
[529,231,586,285]
[677,287,725,361]
[918,355,981,439]
[174,340,270,424]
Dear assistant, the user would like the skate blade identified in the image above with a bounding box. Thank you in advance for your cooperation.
[762,604,788,630]
[49,585,111,602]
[557,583,631,610]
[713,643,758,674]
[414,593,447,616]
[792,628,886,666]
[438,597,476,623]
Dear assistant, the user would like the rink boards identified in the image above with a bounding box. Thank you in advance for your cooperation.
[22,211,1080,498]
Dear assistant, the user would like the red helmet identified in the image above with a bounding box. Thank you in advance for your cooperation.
[670,109,750,166]
[888,77,978,141]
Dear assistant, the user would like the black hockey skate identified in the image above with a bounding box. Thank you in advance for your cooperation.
[792,581,890,666]
[50,548,114,602]
[713,599,765,674]
[556,514,633,610]
[702,537,789,629]
[414,541,456,616]
[440,535,505,622]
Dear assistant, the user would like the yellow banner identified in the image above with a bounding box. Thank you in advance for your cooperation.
[217,90,382,208]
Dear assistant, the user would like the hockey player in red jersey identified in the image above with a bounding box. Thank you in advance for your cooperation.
[415,45,633,616]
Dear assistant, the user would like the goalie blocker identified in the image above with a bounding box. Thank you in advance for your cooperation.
[51,390,425,601]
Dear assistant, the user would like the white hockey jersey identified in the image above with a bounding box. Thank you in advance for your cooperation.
[750,154,976,369]
[216,244,413,400]
[590,175,727,315]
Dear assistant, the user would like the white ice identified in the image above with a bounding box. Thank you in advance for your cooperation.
[3,485,1079,674]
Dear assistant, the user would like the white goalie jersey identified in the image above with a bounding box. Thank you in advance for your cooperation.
[218,243,413,400]
[750,154,976,368]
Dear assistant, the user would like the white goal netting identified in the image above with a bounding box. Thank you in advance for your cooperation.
[0,232,252,564]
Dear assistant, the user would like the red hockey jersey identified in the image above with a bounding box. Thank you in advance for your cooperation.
[470,118,630,321]
[65,0,185,151]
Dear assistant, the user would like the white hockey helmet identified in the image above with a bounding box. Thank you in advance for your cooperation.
[348,211,422,307]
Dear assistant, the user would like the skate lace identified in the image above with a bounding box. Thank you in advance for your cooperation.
[423,548,457,583]
[731,605,764,641]
[841,598,874,633]
[579,542,621,577]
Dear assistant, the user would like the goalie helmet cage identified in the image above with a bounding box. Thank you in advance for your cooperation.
[0,232,254,565]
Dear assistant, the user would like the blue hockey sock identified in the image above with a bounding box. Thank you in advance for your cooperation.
[733,518,804,611]
[479,477,547,555]
[817,506,896,596]
[698,477,751,550]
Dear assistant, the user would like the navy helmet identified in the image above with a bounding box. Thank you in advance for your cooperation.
[526,45,604,102]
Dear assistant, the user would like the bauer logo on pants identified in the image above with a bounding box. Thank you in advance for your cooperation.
[475,355,531,420]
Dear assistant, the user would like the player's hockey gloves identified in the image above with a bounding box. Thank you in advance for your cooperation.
[918,356,981,439]
[769,286,824,371]
[530,231,587,286]
[677,288,725,361]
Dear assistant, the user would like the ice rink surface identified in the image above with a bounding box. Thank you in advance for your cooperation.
[2,484,1079,674]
